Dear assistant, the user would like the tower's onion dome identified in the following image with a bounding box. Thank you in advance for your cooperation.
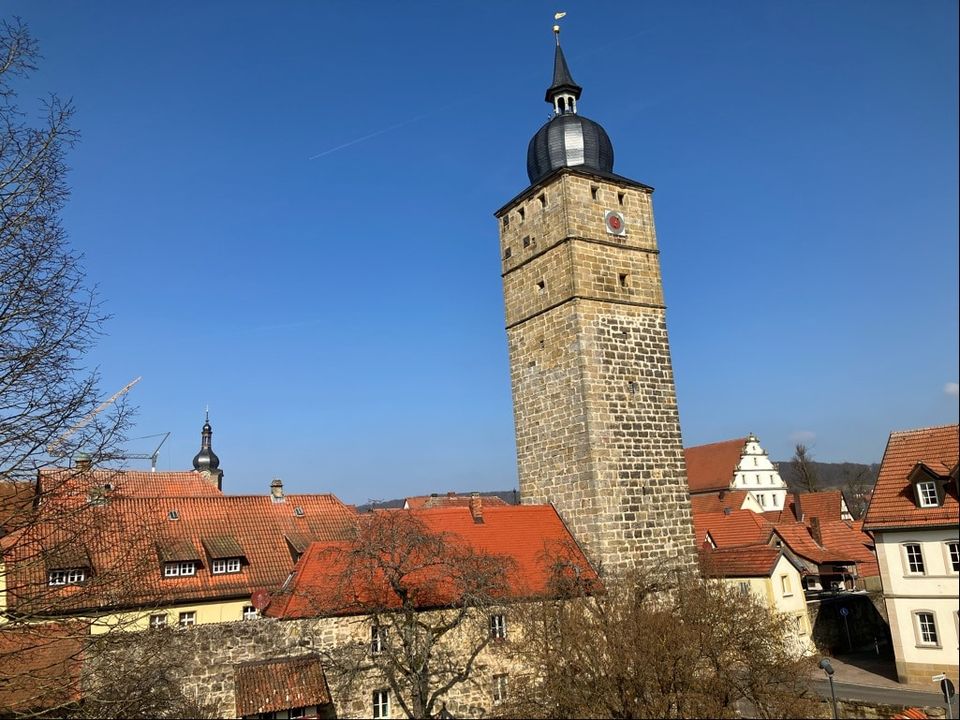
[527,114,614,184]
[192,415,220,473]
[526,30,615,185]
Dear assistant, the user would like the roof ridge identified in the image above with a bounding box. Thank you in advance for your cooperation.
[685,437,748,450]
[889,423,959,437]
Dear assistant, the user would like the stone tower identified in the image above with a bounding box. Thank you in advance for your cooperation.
[495,30,697,574]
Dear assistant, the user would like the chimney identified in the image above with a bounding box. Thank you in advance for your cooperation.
[270,477,285,503]
[793,491,804,523]
[75,453,92,472]
[809,516,822,545]
[723,507,732,516]
[469,492,484,524]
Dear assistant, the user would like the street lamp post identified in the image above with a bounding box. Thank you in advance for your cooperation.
[819,658,839,719]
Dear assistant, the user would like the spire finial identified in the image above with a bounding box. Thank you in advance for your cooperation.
[205,405,209,423]
[553,11,566,45]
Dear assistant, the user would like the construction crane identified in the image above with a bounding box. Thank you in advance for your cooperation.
[117,432,171,472]
[46,376,142,458]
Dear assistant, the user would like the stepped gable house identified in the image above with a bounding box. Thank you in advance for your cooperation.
[496,25,696,574]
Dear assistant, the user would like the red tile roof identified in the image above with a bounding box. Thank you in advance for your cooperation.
[816,520,879,578]
[793,490,845,523]
[267,505,595,619]
[1,495,356,615]
[685,438,746,493]
[38,468,224,506]
[771,522,859,566]
[692,509,771,548]
[0,481,37,535]
[863,424,959,531]
[404,493,509,510]
[234,655,331,716]
[0,622,85,713]
[690,490,752,515]
[698,545,783,578]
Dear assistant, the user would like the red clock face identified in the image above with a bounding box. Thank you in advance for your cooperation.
[608,215,622,231]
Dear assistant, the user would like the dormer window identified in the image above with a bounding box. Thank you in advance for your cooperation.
[917,481,939,508]
[48,568,87,586]
[164,561,197,577]
[212,558,242,575]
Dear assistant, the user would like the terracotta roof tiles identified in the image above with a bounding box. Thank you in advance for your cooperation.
[692,509,771,549]
[685,438,747,493]
[698,545,783,578]
[233,655,331,716]
[863,424,958,531]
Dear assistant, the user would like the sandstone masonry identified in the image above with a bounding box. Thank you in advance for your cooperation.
[496,169,698,575]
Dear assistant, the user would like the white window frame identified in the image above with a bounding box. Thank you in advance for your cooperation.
[48,568,86,586]
[490,613,507,640]
[149,613,167,629]
[946,541,960,574]
[780,574,793,597]
[372,689,390,719]
[178,611,196,628]
[211,557,242,575]
[916,481,939,508]
[914,610,940,647]
[902,543,926,575]
[242,605,258,621]
[371,625,387,655]
[493,673,509,705]
[163,561,197,578]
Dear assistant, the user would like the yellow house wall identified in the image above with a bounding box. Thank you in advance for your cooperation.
[90,598,256,634]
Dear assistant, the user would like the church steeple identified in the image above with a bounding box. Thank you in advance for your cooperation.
[545,27,582,114]
[192,411,223,488]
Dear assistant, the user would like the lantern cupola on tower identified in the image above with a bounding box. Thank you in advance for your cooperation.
[526,26,614,185]
[192,411,223,489]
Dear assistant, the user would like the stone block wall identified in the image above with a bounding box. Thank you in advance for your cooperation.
[498,169,697,575]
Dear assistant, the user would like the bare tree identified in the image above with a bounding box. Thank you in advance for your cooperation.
[841,466,873,519]
[0,17,138,718]
[301,511,516,719]
[790,443,820,493]
[502,566,819,719]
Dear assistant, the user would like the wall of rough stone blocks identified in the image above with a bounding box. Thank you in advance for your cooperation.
[498,169,697,575]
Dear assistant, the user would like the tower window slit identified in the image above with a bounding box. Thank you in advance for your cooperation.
[518,207,525,222]
[538,193,547,209]
[504,247,512,259]
[618,273,628,288]
[590,186,599,201]
[536,279,545,293]
[523,236,530,248]
[617,192,625,205]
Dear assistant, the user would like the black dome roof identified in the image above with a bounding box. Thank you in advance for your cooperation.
[526,113,614,185]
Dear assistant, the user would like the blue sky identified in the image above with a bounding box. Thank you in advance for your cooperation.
[7,1,957,503]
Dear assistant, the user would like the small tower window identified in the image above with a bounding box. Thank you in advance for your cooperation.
[522,236,531,248]
[538,193,547,209]
[590,186,599,201]
[618,273,628,288]
[536,280,545,293]
[502,216,509,229]
[518,207,525,222]
[617,192,625,205]
[504,247,512,259]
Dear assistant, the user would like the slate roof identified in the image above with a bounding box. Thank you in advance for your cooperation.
[268,505,595,620]
[234,655,331,717]
[684,438,747,493]
[692,509,771,548]
[863,424,959,531]
[0,622,85,714]
[404,493,509,510]
[699,545,783,578]
[1,495,356,615]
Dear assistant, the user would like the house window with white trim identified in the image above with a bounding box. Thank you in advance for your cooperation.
[780,574,792,596]
[947,541,960,574]
[149,613,167,629]
[178,611,196,627]
[211,557,242,574]
[372,689,390,719]
[163,561,197,577]
[490,613,507,640]
[493,673,509,705]
[915,611,939,646]
[903,544,925,575]
[917,481,939,508]
[48,568,86,586]
[242,605,258,621]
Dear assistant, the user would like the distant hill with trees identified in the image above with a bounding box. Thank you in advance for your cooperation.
[357,461,879,514]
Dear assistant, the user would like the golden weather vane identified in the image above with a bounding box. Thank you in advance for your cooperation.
[553,11,566,44]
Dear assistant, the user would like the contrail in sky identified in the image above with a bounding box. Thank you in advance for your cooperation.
[307,27,653,161]
[309,113,430,160]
